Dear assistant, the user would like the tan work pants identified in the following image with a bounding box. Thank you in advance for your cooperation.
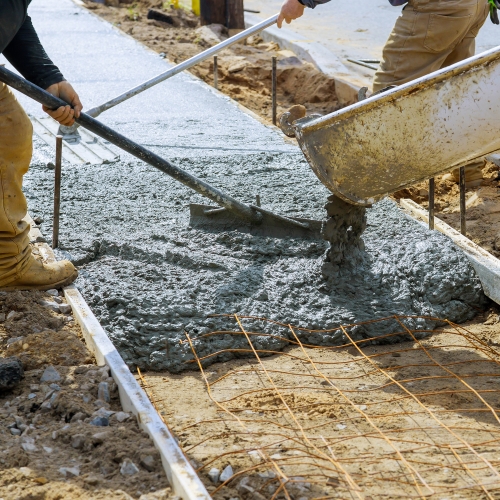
[0,83,33,286]
[373,0,490,92]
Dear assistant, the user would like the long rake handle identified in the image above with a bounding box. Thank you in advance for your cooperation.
[85,14,279,119]
[0,66,261,224]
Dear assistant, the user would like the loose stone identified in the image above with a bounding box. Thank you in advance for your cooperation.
[59,466,80,478]
[208,468,220,483]
[71,434,86,449]
[120,458,140,476]
[40,366,61,383]
[90,416,109,427]
[59,304,72,314]
[220,465,233,482]
[0,357,24,390]
[115,411,131,422]
[139,454,156,472]
[97,381,110,403]
[38,300,60,313]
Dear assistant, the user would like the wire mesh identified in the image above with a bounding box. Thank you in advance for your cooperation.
[138,314,500,499]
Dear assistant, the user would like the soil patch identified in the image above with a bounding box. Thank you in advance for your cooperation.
[0,282,175,499]
[83,0,340,122]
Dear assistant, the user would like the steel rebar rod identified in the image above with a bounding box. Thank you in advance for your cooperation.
[0,66,262,225]
[428,178,435,230]
[272,56,277,126]
[459,167,466,236]
[52,135,62,249]
[84,14,278,120]
[213,55,218,90]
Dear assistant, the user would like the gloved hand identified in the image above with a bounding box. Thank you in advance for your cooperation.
[489,0,500,25]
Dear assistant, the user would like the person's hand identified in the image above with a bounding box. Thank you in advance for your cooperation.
[277,0,305,28]
[43,81,83,126]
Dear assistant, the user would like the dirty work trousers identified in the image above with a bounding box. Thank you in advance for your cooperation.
[373,0,490,92]
[0,83,33,286]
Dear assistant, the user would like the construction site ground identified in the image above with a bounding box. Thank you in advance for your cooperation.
[394,161,500,259]
[141,312,500,499]
[0,284,175,499]
[5,0,500,498]
[83,0,341,122]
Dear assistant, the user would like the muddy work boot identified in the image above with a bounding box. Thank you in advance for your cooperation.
[0,257,78,291]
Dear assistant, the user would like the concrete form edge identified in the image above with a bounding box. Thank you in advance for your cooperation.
[400,198,500,305]
[244,12,367,105]
[26,215,211,500]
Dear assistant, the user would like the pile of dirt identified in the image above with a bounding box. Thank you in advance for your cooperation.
[0,289,176,500]
[394,160,500,257]
[83,0,340,121]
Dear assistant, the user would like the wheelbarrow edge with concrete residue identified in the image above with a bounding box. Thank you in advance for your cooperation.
[285,45,500,207]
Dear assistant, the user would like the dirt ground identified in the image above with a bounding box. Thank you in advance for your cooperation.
[142,311,500,499]
[83,0,340,121]
[0,283,176,499]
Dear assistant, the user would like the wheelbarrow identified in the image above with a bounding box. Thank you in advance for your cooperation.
[281,45,500,206]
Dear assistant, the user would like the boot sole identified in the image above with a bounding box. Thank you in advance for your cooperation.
[0,271,78,292]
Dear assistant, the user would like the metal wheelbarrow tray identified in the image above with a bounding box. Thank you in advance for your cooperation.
[294,46,500,207]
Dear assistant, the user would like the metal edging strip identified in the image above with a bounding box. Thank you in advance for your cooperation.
[25,214,211,500]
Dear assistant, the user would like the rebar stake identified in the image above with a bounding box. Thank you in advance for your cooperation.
[213,55,218,90]
[459,166,466,236]
[52,135,62,249]
[428,177,435,230]
[272,56,277,126]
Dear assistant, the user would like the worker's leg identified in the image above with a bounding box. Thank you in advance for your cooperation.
[442,1,489,186]
[442,0,489,67]
[373,0,487,92]
[0,83,34,286]
[0,83,78,290]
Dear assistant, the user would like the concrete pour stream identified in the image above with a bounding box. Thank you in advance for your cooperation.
[18,0,486,372]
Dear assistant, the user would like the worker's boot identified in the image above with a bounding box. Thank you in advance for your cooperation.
[0,256,78,291]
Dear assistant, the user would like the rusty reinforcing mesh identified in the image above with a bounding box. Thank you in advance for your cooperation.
[138,314,500,499]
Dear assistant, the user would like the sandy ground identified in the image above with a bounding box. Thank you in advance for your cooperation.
[140,310,500,499]
[83,0,341,121]
[0,277,176,500]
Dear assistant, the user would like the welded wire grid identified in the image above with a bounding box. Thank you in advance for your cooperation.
[139,315,500,499]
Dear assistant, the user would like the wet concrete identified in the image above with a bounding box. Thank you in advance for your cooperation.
[18,0,486,372]
[26,137,485,372]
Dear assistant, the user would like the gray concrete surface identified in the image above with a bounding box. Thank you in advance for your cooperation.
[246,0,499,76]
[8,0,487,372]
